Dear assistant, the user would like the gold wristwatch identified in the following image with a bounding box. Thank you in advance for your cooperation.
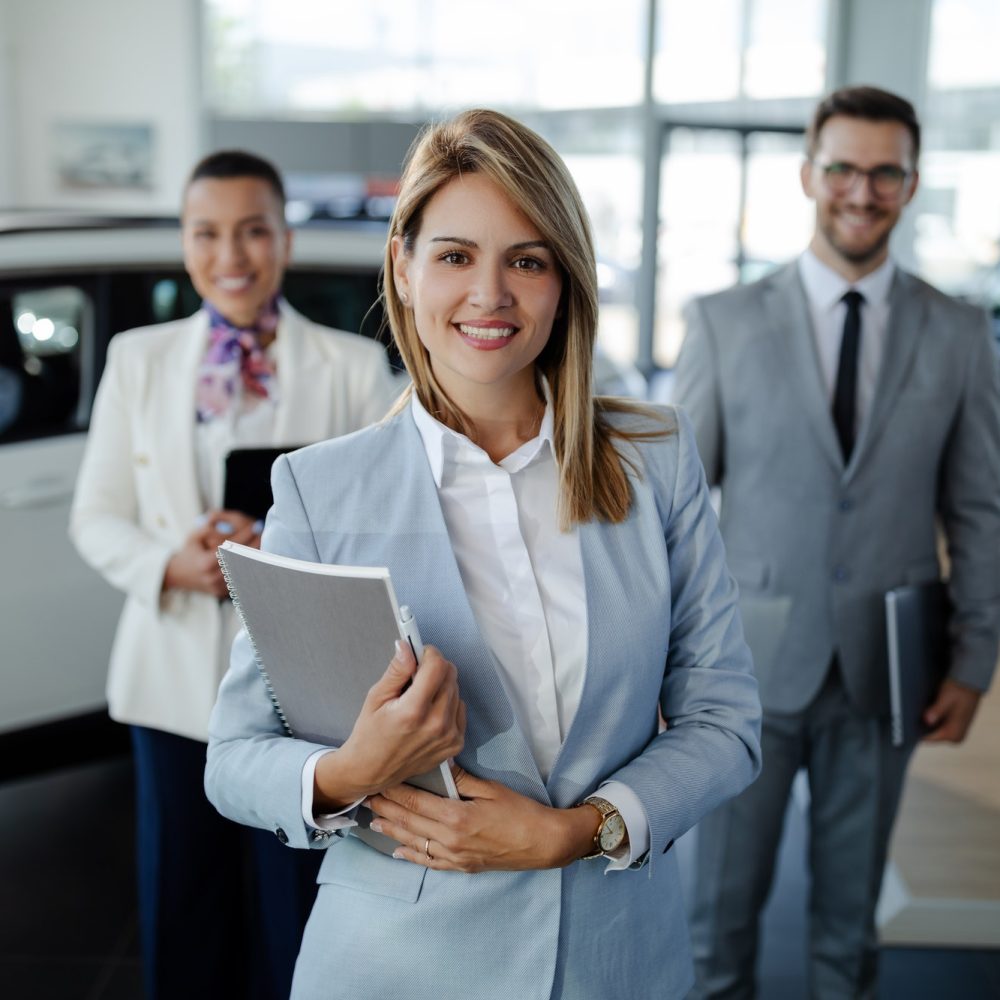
[580,795,628,859]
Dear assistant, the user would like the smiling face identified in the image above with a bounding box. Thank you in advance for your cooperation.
[391,172,563,416]
[801,114,918,281]
[181,176,292,327]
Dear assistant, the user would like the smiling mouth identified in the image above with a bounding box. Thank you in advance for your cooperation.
[456,322,517,341]
[215,275,254,292]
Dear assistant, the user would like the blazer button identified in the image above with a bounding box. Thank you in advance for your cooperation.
[275,827,288,844]
[832,566,850,583]
[839,498,853,512]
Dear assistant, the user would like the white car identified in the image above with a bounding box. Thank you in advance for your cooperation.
[0,214,389,762]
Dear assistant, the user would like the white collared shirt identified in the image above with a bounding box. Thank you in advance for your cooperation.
[798,249,895,431]
[410,391,586,780]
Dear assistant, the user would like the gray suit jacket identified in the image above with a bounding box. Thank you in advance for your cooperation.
[674,260,1000,716]
[205,404,761,1000]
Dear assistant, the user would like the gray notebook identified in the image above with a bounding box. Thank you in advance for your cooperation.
[217,541,459,851]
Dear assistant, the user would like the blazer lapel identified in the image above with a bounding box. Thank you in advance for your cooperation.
[762,263,844,474]
[384,414,547,801]
[273,304,334,444]
[155,312,207,528]
[848,270,928,476]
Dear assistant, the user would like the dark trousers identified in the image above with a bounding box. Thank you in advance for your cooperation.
[689,664,915,1000]
[130,725,321,1000]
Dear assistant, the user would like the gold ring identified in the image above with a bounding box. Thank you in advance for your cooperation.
[424,838,433,861]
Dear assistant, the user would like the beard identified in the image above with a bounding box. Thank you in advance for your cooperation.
[819,212,894,268]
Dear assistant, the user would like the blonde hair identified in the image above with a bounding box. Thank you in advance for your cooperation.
[384,108,667,528]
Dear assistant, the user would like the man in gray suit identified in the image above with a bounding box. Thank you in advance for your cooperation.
[675,86,1000,998]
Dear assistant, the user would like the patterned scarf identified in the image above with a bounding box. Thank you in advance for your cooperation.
[196,296,280,422]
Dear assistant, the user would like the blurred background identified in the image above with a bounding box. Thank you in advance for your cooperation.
[1,1,999,997]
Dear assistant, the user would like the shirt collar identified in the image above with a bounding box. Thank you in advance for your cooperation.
[798,249,895,313]
[410,378,554,487]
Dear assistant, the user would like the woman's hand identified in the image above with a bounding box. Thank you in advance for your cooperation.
[162,509,261,596]
[365,766,601,873]
[313,641,466,812]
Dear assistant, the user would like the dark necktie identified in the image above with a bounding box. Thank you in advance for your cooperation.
[832,290,864,461]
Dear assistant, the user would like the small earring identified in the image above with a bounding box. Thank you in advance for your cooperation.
[400,292,409,305]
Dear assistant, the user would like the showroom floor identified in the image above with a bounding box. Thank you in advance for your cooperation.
[1,751,998,1000]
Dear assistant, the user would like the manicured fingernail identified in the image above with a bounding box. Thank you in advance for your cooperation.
[392,849,404,860]
[369,820,383,833]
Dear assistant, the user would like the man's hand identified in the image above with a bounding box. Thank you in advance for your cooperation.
[922,678,982,743]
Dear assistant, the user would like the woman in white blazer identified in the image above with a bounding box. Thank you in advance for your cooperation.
[70,151,398,1000]
[206,113,762,999]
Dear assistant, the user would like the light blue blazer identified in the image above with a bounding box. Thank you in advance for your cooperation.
[205,403,761,1000]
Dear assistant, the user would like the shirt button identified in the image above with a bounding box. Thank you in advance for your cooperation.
[839,498,853,512]
[275,827,288,844]
[833,566,850,583]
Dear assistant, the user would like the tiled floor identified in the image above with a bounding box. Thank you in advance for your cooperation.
[1,753,998,1000]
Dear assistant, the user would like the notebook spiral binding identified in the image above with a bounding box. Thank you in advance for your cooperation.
[217,549,294,738]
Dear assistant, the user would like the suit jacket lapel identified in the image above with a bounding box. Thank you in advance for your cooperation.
[848,270,928,475]
[385,414,548,801]
[763,264,844,474]
[156,312,206,528]
[273,304,334,444]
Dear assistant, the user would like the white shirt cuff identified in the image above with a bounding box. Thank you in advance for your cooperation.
[301,748,362,831]
[597,780,650,871]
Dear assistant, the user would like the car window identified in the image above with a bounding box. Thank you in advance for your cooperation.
[0,284,91,444]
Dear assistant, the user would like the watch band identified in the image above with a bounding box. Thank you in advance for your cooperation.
[580,795,623,860]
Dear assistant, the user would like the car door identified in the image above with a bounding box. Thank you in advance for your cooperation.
[0,279,123,734]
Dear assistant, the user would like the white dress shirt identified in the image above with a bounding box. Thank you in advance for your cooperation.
[798,249,895,432]
[303,389,651,868]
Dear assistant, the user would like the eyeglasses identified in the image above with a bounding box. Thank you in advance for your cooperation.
[810,159,912,200]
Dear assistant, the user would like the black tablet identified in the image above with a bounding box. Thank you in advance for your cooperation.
[223,445,306,522]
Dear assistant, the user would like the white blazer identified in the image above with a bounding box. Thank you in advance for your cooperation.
[70,302,399,741]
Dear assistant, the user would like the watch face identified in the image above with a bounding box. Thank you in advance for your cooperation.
[599,812,626,852]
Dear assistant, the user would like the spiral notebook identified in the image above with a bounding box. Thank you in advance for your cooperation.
[217,540,459,852]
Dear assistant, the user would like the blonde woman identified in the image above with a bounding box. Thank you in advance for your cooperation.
[206,110,761,1000]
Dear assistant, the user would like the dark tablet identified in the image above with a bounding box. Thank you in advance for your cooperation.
[223,445,306,522]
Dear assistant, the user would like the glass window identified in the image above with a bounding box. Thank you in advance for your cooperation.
[655,129,742,366]
[654,0,827,104]
[743,131,814,275]
[743,0,827,99]
[206,0,646,115]
[0,286,90,444]
[928,0,1000,90]
[917,0,1000,335]
[655,0,744,103]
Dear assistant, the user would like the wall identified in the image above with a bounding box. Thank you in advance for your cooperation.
[0,1,15,205]
[6,0,201,212]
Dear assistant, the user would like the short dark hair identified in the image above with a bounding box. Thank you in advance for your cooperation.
[807,86,921,162]
[185,149,286,207]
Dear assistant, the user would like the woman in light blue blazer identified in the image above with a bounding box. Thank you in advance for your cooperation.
[206,109,761,1000]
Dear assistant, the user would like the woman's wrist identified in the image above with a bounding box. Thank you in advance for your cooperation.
[313,743,374,813]
[550,804,602,867]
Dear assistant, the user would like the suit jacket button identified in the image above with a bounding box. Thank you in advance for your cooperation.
[275,827,288,844]
[839,498,853,511]
[833,566,849,582]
